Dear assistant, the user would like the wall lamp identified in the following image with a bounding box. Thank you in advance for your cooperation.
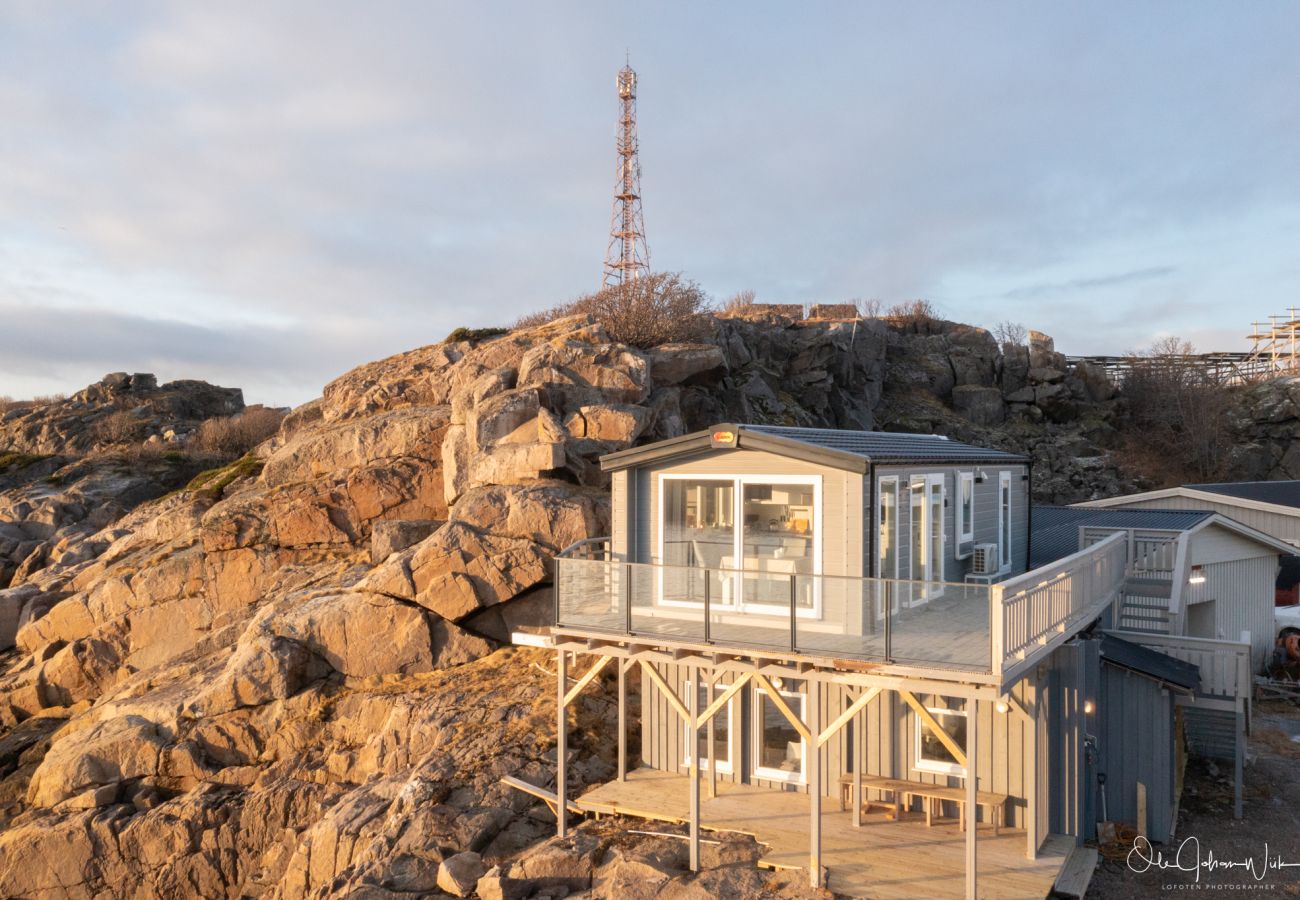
[1189,565,1206,585]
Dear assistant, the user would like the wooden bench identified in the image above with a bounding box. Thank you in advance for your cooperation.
[838,774,1008,835]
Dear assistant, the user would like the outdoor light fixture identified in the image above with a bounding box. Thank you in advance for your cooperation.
[975,468,988,483]
[995,699,1009,714]
[1189,565,1206,585]
[1084,700,1095,715]
[770,677,785,690]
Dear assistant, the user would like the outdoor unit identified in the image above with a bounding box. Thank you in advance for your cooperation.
[972,543,999,576]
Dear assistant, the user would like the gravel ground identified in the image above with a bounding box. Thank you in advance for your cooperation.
[1087,700,1300,898]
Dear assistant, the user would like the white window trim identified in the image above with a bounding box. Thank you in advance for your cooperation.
[906,473,945,606]
[753,682,807,784]
[682,680,735,773]
[656,473,823,617]
[998,471,1013,572]
[875,476,901,619]
[913,703,968,778]
[957,471,975,544]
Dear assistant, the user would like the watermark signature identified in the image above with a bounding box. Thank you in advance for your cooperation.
[1128,836,1300,885]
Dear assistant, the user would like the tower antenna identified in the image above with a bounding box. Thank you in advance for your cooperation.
[602,59,650,289]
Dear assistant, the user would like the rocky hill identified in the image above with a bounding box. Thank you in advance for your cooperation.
[0,311,1149,898]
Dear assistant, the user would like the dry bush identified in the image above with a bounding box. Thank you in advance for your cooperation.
[513,272,712,348]
[193,407,285,458]
[884,299,941,331]
[854,298,883,318]
[1,393,65,413]
[1117,336,1234,485]
[718,289,757,317]
[993,321,1028,346]
[93,409,145,444]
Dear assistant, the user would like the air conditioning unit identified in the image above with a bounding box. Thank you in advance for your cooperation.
[972,543,999,576]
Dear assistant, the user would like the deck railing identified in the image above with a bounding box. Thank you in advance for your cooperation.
[555,532,1128,677]
[555,551,994,671]
[995,531,1127,665]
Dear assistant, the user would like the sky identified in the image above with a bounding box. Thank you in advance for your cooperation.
[3,2,1299,407]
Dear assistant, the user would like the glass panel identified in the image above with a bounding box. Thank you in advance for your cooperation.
[1000,477,1011,567]
[909,479,925,583]
[928,480,943,585]
[663,479,734,603]
[757,683,804,777]
[737,482,815,607]
[878,480,897,578]
[690,683,730,769]
[960,475,974,540]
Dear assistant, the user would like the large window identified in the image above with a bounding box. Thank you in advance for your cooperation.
[658,474,821,612]
[914,697,968,777]
[754,679,806,783]
[683,681,733,773]
[878,477,899,578]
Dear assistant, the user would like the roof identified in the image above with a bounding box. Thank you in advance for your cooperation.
[1099,632,1201,693]
[1030,506,1212,568]
[601,423,1029,473]
[1188,480,1300,511]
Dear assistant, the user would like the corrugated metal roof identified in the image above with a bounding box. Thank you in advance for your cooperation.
[1099,632,1201,692]
[742,424,1028,463]
[1188,480,1300,511]
[1030,505,1212,568]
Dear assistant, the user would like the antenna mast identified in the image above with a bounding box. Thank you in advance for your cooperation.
[602,60,650,288]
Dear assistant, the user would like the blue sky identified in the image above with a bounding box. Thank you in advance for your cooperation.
[3,2,1299,406]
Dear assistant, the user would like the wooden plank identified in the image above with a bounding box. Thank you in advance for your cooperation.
[752,672,812,742]
[641,659,691,722]
[499,775,583,815]
[688,662,700,872]
[1052,846,1098,899]
[556,650,568,838]
[817,686,881,748]
[899,690,968,768]
[617,659,627,781]
[809,672,822,888]
[1136,781,1147,839]
[965,701,978,900]
[563,654,613,707]
[697,672,752,728]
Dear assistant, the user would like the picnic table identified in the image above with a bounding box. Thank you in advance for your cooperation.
[838,774,1008,835]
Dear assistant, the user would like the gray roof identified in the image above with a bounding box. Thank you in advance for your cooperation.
[1030,505,1213,568]
[738,425,1028,463]
[1099,632,1201,692]
[1188,480,1300,511]
[601,423,1029,472]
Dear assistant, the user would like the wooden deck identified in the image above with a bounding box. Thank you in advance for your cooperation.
[576,769,1072,900]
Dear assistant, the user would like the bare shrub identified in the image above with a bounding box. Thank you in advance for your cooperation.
[884,299,941,332]
[93,410,145,445]
[513,272,711,347]
[854,298,883,319]
[718,289,757,317]
[1,393,66,414]
[193,407,286,458]
[1117,336,1234,485]
[993,321,1028,346]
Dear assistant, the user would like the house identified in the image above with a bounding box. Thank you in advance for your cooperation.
[517,424,1252,899]
[1032,505,1294,669]
[1075,480,1300,547]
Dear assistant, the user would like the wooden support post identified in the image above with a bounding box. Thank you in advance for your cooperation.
[556,649,568,839]
[617,658,627,782]
[1234,707,1245,819]
[1136,782,1148,839]
[965,698,978,900]
[853,701,863,828]
[688,662,701,873]
[1025,674,1039,860]
[706,671,717,800]
[809,674,822,889]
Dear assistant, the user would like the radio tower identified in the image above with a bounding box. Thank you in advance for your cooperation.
[601,59,650,289]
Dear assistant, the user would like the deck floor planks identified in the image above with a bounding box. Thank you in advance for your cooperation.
[577,769,1071,900]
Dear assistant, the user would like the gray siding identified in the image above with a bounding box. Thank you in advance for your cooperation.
[871,463,1030,583]
[1183,554,1277,668]
[1097,663,1178,842]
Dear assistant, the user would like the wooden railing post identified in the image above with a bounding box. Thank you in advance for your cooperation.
[789,574,798,653]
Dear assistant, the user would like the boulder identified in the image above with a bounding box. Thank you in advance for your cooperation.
[275,592,441,679]
[371,519,442,565]
[563,404,650,443]
[449,482,609,552]
[952,385,1005,426]
[438,851,487,897]
[647,344,726,385]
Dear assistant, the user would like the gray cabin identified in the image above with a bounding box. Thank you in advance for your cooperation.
[519,424,1254,899]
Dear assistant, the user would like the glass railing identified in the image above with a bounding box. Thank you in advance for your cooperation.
[555,557,994,671]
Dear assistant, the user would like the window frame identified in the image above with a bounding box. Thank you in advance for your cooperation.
[913,700,969,778]
[752,681,807,785]
[957,471,975,545]
[906,472,945,605]
[998,471,1012,571]
[656,472,823,616]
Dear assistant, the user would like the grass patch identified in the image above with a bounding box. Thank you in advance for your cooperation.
[444,326,508,344]
[185,452,265,498]
[0,451,51,474]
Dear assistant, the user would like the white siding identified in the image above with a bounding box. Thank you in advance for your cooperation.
[1101,495,1300,546]
[1183,555,1277,667]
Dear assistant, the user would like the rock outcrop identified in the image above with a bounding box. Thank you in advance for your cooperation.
[0,310,1170,897]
